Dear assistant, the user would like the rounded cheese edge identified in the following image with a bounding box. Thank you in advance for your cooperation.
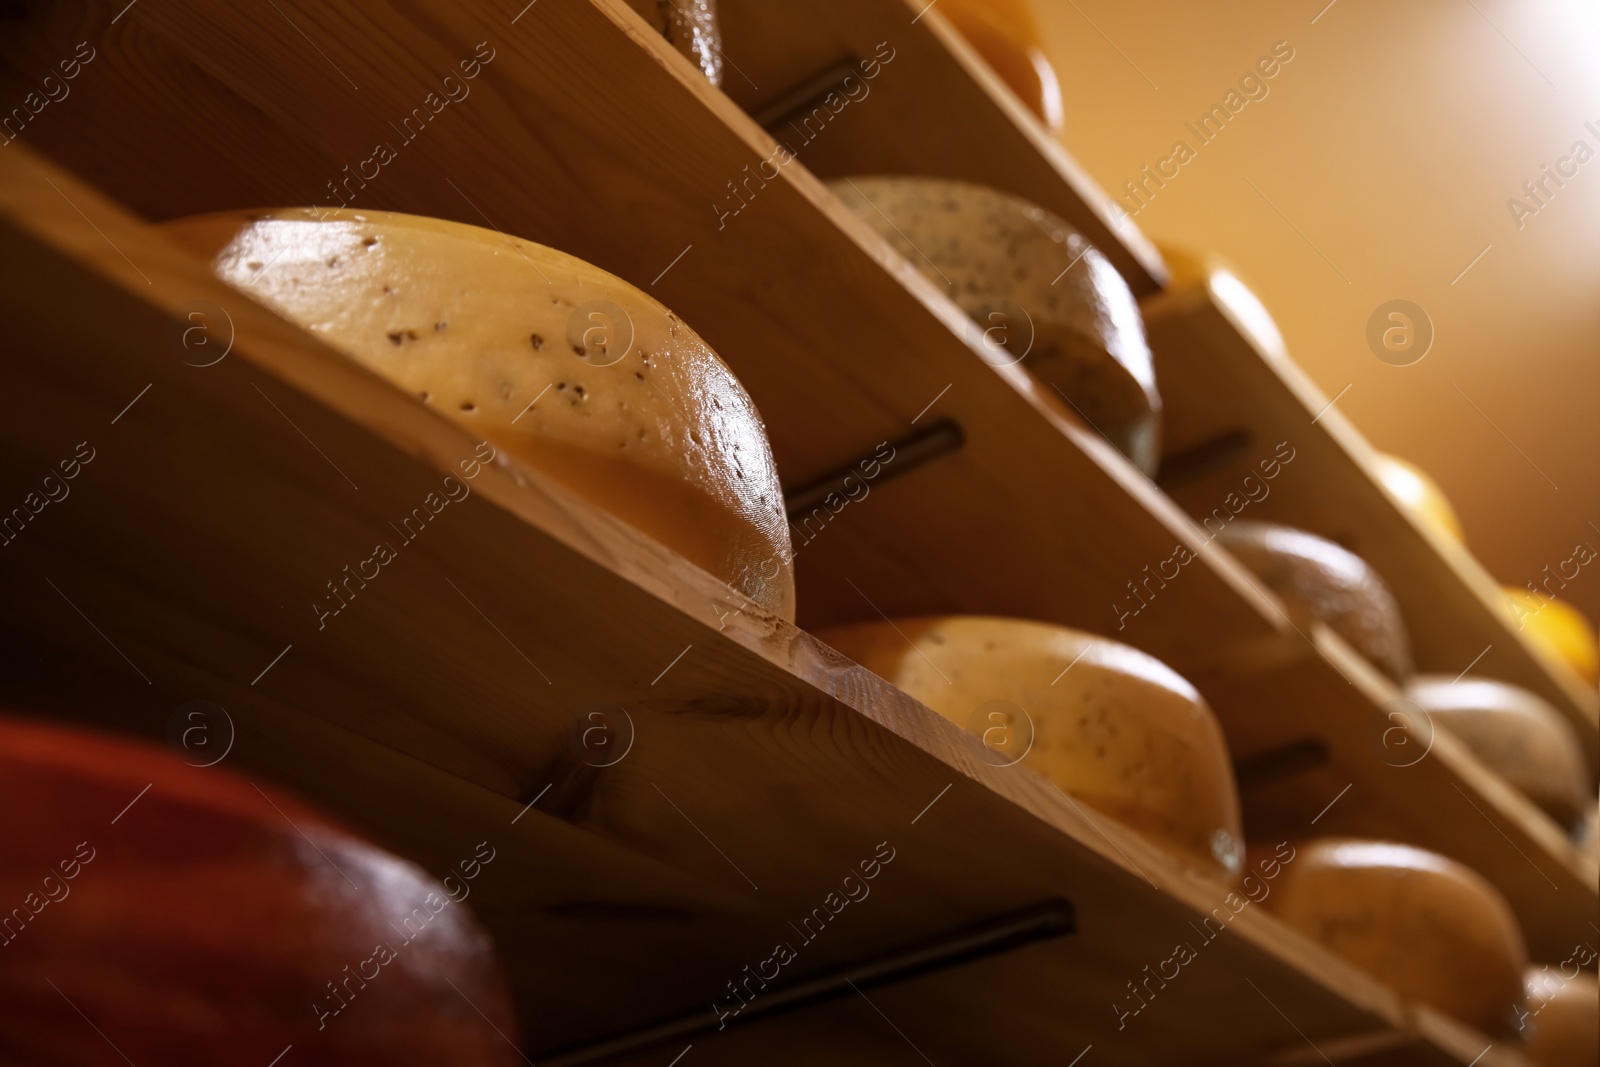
[162,207,795,621]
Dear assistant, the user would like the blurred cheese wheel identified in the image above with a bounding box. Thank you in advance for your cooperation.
[937,0,1064,131]
[165,208,794,620]
[818,615,1244,882]
[1503,588,1600,686]
[1522,968,1599,1067]
[624,0,723,85]
[1405,675,1590,829]
[1263,839,1528,1036]
[1153,244,1287,361]
[0,716,518,1064]
[1215,521,1413,681]
[1374,453,1466,546]
[830,178,1162,474]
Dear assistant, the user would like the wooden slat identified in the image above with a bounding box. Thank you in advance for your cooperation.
[1143,280,1600,769]
[714,0,1167,293]
[0,141,1489,1067]
[1193,628,1599,964]
[0,0,1281,677]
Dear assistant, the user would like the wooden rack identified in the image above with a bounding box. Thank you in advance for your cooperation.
[0,0,1590,1063]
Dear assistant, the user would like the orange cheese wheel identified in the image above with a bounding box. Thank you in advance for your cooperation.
[938,0,1064,131]
[1503,589,1600,687]
[1215,521,1412,680]
[829,177,1162,474]
[0,715,518,1064]
[818,615,1244,882]
[164,208,795,621]
[1405,675,1591,829]
[1375,453,1466,546]
[1522,968,1600,1066]
[1263,839,1528,1036]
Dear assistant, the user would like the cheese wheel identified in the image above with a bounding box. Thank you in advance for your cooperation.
[1214,521,1412,681]
[1404,675,1590,829]
[1262,839,1528,1037]
[938,0,1064,131]
[1503,589,1600,686]
[828,178,1162,475]
[0,715,518,1064]
[1154,243,1288,360]
[164,208,794,620]
[624,0,723,85]
[1375,453,1466,546]
[1522,969,1599,1067]
[817,616,1244,882]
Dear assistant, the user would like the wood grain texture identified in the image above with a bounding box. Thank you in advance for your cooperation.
[0,143,1507,1066]
[714,0,1168,293]
[0,0,1281,672]
[1143,280,1599,771]
[1193,627,1599,964]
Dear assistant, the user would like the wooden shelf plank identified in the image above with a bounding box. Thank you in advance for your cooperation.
[0,142,1503,1067]
[714,0,1167,294]
[1192,628,1599,964]
[1143,279,1600,769]
[0,0,1283,678]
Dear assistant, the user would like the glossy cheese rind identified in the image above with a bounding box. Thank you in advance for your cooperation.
[0,715,519,1064]
[938,0,1064,131]
[818,615,1243,883]
[1405,674,1591,828]
[829,177,1162,474]
[1215,521,1412,680]
[163,208,795,621]
[1263,838,1528,1037]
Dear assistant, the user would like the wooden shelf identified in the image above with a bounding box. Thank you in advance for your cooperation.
[1143,279,1600,769]
[715,0,1167,295]
[0,143,1516,1067]
[0,0,1273,680]
[1191,627,1598,963]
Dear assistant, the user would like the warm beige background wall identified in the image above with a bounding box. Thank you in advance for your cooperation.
[1029,0,1600,621]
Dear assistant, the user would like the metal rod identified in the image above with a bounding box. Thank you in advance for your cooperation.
[784,419,964,519]
[751,61,862,133]
[1154,428,1254,490]
[536,899,1075,1066]
[1232,738,1330,792]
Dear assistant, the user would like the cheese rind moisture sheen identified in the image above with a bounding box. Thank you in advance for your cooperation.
[829,177,1162,474]
[165,208,795,620]
[819,615,1244,883]
[1263,838,1528,1037]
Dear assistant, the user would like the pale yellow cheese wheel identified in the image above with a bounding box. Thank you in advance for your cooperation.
[1263,839,1528,1036]
[623,0,723,85]
[817,615,1244,883]
[1405,675,1591,829]
[1215,521,1412,680]
[1523,968,1599,1066]
[164,208,794,620]
[828,177,1162,474]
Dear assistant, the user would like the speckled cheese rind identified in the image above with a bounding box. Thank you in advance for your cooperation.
[163,208,794,620]
[818,615,1243,883]
[1405,675,1591,829]
[1215,521,1413,680]
[829,177,1161,474]
[1263,839,1528,1037]
[624,0,722,85]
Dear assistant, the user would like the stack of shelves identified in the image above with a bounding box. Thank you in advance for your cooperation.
[1,0,1591,1062]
